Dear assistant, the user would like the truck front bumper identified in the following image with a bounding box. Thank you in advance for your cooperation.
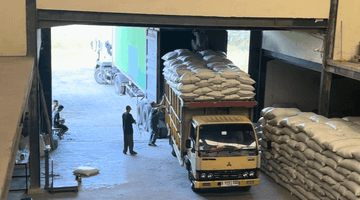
[193,178,260,189]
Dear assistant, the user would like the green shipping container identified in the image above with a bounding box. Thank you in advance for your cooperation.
[113,27,146,92]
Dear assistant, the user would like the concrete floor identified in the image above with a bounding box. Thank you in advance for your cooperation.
[8,67,299,200]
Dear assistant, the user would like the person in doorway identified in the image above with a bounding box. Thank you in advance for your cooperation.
[53,105,69,139]
[191,30,208,52]
[52,100,59,112]
[148,102,164,146]
[122,105,137,155]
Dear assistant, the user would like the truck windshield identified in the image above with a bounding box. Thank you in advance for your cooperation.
[198,123,256,154]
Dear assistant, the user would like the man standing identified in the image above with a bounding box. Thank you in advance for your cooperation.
[122,105,137,155]
[148,102,164,146]
[53,105,68,139]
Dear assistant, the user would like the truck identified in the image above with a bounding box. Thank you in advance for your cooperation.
[92,27,271,191]
[164,83,271,192]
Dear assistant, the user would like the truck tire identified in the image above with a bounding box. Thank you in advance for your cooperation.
[94,68,105,84]
[188,169,200,193]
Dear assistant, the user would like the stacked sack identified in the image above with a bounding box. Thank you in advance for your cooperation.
[162,49,256,101]
[257,108,360,200]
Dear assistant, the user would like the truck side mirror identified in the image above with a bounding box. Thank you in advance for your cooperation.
[186,139,191,149]
[267,140,272,150]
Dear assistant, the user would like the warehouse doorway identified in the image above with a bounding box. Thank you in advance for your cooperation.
[48,24,253,189]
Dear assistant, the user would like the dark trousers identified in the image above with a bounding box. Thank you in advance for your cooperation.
[54,124,68,135]
[123,134,134,153]
[149,124,158,145]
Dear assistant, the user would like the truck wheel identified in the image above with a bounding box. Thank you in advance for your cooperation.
[94,68,105,84]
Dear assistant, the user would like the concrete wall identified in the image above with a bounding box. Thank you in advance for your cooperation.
[264,60,321,112]
[262,31,324,64]
[37,0,330,18]
[333,1,360,60]
[0,0,27,56]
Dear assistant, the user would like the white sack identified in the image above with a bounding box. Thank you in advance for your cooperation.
[208,84,223,91]
[194,69,216,80]
[207,62,227,68]
[174,48,192,54]
[195,80,213,87]
[264,108,301,121]
[178,92,199,100]
[221,58,233,64]
[328,139,360,152]
[194,96,215,101]
[213,66,230,72]
[240,84,255,91]
[174,83,199,93]
[222,79,241,88]
[221,88,240,95]
[222,94,241,100]
[206,91,225,99]
[336,146,360,159]
[162,51,178,60]
[198,49,217,56]
[208,73,226,84]
[73,166,100,176]
[219,70,240,79]
[339,159,360,175]
[193,87,212,95]
[176,73,201,84]
[238,90,255,98]
[216,51,226,57]
[164,59,182,67]
[203,55,224,62]
[237,76,256,85]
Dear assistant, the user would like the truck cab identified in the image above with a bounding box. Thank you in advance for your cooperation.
[185,115,260,191]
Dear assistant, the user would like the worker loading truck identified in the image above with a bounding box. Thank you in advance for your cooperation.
[92,27,271,192]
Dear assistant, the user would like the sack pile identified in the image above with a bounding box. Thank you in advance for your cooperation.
[257,107,360,200]
[162,49,256,101]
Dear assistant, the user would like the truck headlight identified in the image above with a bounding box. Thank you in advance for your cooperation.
[243,172,249,178]
[249,171,255,177]
[207,173,213,179]
[201,173,206,179]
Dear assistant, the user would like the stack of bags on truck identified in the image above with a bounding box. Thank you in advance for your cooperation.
[257,108,360,200]
[161,49,256,101]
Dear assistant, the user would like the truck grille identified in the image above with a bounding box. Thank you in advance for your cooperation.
[214,170,245,180]
[198,169,258,181]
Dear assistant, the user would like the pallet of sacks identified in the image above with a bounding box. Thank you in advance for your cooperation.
[257,107,360,200]
[161,49,256,101]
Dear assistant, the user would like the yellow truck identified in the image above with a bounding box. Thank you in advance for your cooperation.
[164,83,270,192]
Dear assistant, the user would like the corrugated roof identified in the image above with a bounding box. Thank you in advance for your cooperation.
[192,115,251,125]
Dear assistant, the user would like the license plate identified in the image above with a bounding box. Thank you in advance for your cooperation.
[221,181,240,187]
[232,181,240,186]
[246,181,254,185]
[221,181,231,187]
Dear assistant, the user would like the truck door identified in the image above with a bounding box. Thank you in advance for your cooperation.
[145,29,160,103]
[188,123,198,174]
